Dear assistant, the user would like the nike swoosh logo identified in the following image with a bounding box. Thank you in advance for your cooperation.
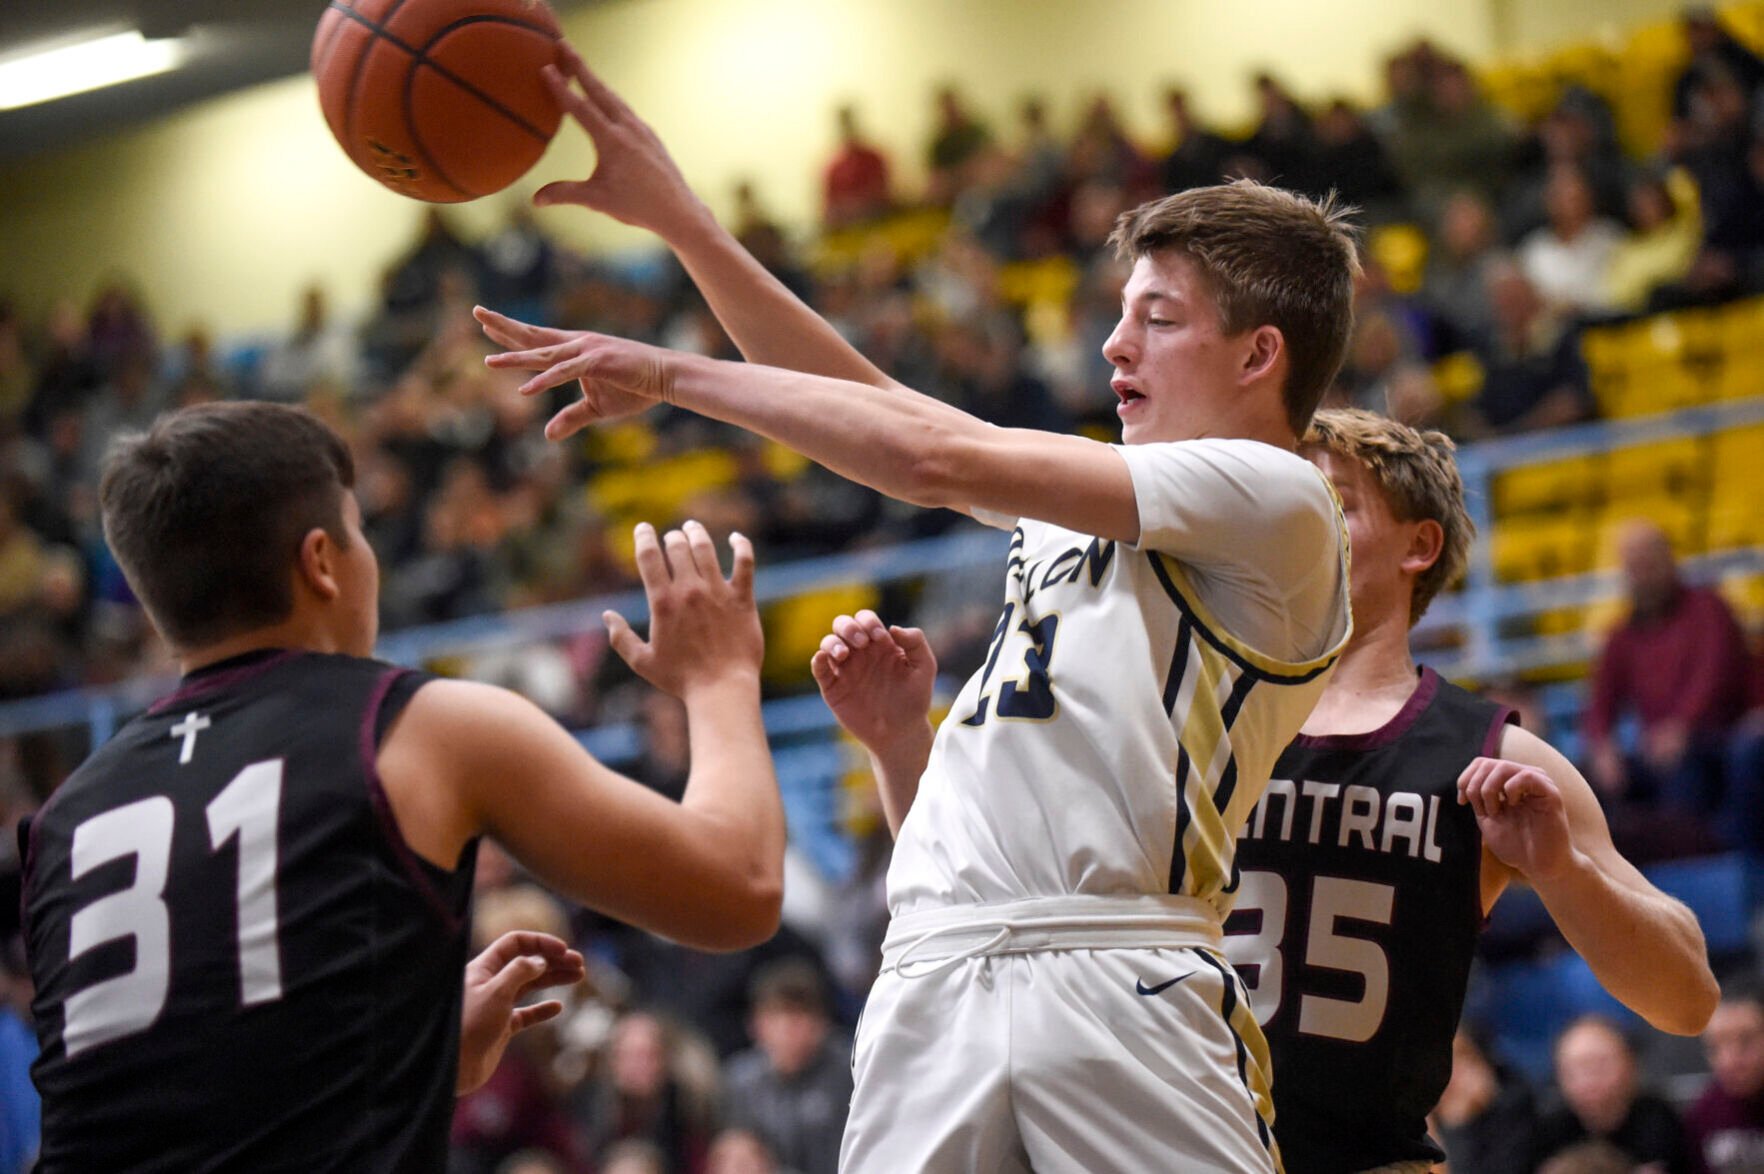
[1135,973,1193,997]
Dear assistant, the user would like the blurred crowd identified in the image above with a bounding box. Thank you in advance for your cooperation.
[3,10,1764,1172]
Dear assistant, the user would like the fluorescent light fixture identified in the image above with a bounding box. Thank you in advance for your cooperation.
[0,30,189,112]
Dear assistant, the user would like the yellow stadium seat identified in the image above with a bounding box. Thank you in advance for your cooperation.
[1367,224,1428,296]
[1432,351,1485,406]
[1490,517,1594,582]
[997,256,1080,311]
[1719,572,1764,629]
[763,583,879,685]
[1492,455,1600,517]
[1604,437,1706,502]
[1712,424,1764,489]
[1708,502,1764,552]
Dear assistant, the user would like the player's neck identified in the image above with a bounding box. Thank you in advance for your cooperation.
[177,617,352,675]
[1302,608,1420,735]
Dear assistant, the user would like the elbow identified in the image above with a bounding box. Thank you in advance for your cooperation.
[687,877,783,953]
[1642,962,1720,1036]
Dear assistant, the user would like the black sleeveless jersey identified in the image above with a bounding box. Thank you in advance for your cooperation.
[1223,667,1515,1174]
[22,649,478,1173]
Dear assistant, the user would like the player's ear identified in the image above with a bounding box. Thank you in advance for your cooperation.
[295,526,342,602]
[1240,324,1284,386]
[1401,518,1445,578]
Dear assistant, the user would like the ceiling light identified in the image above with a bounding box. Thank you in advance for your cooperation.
[0,30,189,112]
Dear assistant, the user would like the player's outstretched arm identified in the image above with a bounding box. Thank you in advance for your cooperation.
[526,43,896,391]
[1463,725,1719,1034]
[810,610,938,838]
[477,326,1146,542]
[457,931,586,1096]
[380,522,784,951]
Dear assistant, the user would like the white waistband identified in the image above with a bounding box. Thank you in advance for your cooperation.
[880,894,1223,979]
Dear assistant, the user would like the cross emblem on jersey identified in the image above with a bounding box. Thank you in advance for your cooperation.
[169,711,211,764]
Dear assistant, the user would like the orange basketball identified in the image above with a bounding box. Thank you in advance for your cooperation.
[311,0,564,203]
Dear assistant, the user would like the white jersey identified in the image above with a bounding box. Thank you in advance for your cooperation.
[887,438,1353,920]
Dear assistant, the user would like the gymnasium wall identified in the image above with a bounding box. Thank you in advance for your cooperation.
[0,0,1685,337]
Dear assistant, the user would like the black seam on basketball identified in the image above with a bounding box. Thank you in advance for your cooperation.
[312,8,351,80]
[328,3,557,146]
[402,51,472,199]
[419,16,559,142]
[331,0,417,144]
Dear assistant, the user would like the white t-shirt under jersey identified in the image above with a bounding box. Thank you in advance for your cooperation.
[887,438,1353,919]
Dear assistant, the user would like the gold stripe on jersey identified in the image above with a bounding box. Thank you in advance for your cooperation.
[1152,550,1350,910]
[1197,949,1284,1173]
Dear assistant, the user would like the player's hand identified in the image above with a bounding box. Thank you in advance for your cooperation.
[811,610,937,753]
[457,931,586,1096]
[1458,756,1576,882]
[476,309,679,439]
[531,43,708,240]
[606,521,763,701]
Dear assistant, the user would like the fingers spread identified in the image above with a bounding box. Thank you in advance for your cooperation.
[545,399,599,441]
[630,522,668,588]
[727,531,755,598]
[682,519,719,581]
[604,610,646,671]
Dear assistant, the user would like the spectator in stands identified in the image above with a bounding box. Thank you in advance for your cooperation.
[722,961,851,1174]
[1433,1026,1537,1174]
[1686,978,1764,1174]
[479,205,563,324]
[257,285,361,403]
[1312,98,1405,220]
[84,282,156,380]
[1534,1015,1693,1172]
[925,85,993,205]
[1423,189,1508,351]
[706,1128,788,1174]
[0,307,31,427]
[822,105,893,230]
[575,1010,718,1173]
[1067,94,1151,196]
[1158,87,1227,195]
[597,1140,666,1174]
[494,1150,571,1174]
[1605,172,1703,314]
[1505,97,1632,240]
[1403,54,1517,218]
[1586,520,1752,842]
[1673,9,1764,120]
[1539,1139,1642,1174]
[1659,65,1764,309]
[23,301,100,437]
[1243,73,1318,195]
[1518,164,1625,315]
[1469,260,1595,433]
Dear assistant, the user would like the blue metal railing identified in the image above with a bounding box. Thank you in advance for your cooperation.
[3,397,1761,752]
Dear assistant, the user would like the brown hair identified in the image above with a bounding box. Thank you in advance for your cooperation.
[1302,408,1472,624]
[1109,180,1362,435]
[99,401,355,649]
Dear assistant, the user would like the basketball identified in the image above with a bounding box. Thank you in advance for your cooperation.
[311,0,565,203]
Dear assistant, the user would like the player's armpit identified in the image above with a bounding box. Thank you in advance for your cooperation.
[1492,725,1719,1034]
[381,679,784,951]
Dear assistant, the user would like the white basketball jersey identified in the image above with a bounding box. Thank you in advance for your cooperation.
[887,438,1353,921]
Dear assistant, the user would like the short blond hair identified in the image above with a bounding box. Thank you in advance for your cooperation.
[1302,408,1473,624]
